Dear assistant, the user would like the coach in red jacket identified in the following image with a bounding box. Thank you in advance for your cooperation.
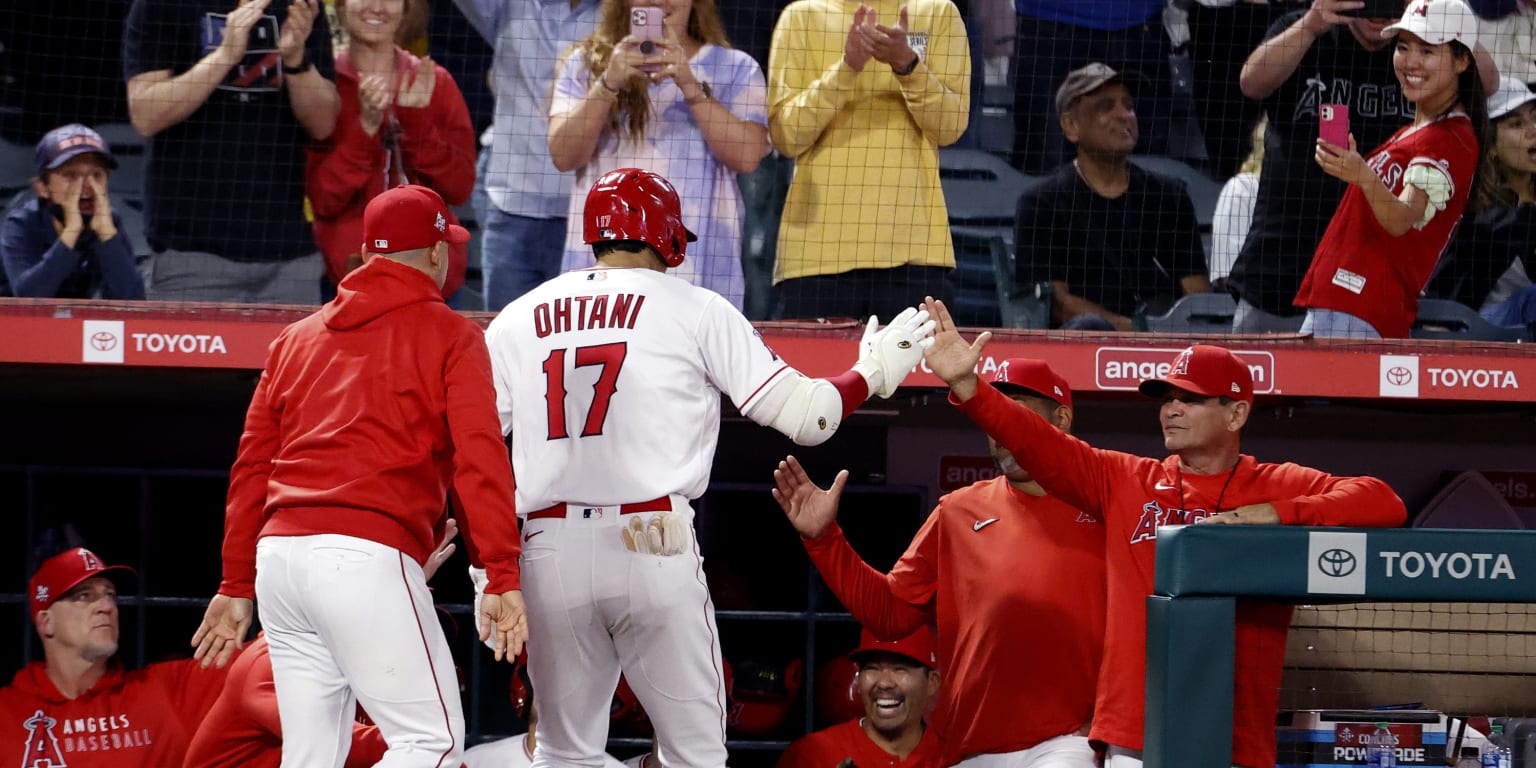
[305,0,476,298]
[193,185,526,768]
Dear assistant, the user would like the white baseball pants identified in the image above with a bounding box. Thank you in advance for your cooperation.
[257,534,465,768]
[955,735,1095,768]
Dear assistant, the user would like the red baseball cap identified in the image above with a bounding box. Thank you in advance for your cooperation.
[991,358,1073,410]
[361,185,471,255]
[850,626,937,670]
[29,547,135,611]
[1138,344,1253,404]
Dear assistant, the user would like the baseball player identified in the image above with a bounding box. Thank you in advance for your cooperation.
[0,544,232,768]
[192,185,528,768]
[481,167,936,768]
[776,628,940,768]
[184,520,465,768]
[919,298,1407,768]
[773,358,1106,768]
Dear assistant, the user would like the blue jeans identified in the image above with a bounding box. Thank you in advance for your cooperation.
[1301,308,1381,339]
[1481,285,1536,328]
[480,208,567,312]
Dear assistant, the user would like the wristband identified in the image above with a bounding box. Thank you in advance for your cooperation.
[598,76,621,95]
[892,54,920,77]
[283,54,313,75]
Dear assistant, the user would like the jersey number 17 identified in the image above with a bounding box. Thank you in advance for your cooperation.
[541,342,628,440]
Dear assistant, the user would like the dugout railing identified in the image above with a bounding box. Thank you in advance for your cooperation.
[1145,525,1536,768]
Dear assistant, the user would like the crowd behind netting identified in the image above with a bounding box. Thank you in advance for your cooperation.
[1,0,1533,340]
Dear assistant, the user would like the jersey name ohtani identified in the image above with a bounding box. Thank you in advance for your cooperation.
[533,294,646,338]
[1129,500,1217,544]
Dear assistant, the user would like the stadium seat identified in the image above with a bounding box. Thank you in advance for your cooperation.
[938,148,1044,225]
[1411,298,1533,342]
[1128,155,1221,230]
[1142,291,1237,334]
[949,224,1008,328]
[988,234,1050,329]
[0,134,31,198]
[1412,470,1525,529]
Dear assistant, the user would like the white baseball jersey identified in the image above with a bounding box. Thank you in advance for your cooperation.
[462,734,629,768]
[485,267,789,511]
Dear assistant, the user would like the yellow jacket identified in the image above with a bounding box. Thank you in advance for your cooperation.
[769,0,970,281]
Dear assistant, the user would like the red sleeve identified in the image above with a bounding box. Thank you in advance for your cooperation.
[305,83,383,220]
[220,341,285,599]
[159,657,237,729]
[953,380,1120,515]
[776,732,839,768]
[801,523,930,639]
[396,64,477,206]
[1266,464,1406,527]
[886,508,941,615]
[343,724,389,767]
[444,323,522,593]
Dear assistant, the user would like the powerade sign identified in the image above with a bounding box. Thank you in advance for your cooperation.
[1278,721,1446,767]
[1306,531,1518,596]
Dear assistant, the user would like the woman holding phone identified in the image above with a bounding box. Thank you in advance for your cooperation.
[1293,0,1487,338]
[547,0,770,309]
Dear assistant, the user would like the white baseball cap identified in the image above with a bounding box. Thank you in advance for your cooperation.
[1489,75,1536,120]
[1382,0,1479,45]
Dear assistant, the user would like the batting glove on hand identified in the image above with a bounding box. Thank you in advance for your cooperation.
[621,512,690,556]
[469,566,497,652]
[855,307,937,399]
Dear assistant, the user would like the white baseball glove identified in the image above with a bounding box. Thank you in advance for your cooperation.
[855,306,937,399]
[469,565,497,651]
[621,513,690,556]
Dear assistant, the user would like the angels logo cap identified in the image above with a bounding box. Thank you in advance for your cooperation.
[362,185,470,255]
[1137,344,1253,404]
[29,547,134,610]
[991,358,1073,410]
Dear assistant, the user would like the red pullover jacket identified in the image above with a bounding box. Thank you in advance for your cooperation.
[305,49,475,294]
[956,381,1405,768]
[219,257,521,599]
[0,658,230,768]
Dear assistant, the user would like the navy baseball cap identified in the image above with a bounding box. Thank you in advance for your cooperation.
[35,124,118,176]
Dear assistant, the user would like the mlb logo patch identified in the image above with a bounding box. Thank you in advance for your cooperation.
[374,239,389,249]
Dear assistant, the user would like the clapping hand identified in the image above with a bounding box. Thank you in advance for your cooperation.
[278,0,320,70]
[844,4,875,72]
[864,5,918,71]
[219,0,274,61]
[359,74,392,136]
[396,57,437,109]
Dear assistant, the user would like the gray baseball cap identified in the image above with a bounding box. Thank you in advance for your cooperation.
[1055,62,1137,116]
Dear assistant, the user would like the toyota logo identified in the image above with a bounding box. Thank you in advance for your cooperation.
[1318,548,1357,577]
[1386,366,1413,386]
[90,331,118,351]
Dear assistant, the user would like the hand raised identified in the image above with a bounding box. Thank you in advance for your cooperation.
[844,4,875,72]
[278,0,319,68]
[920,296,990,395]
[771,455,847,539]
[219,0,275,61]
[866,6,918,69]
[358,74,392,136]
[395,57,437,109]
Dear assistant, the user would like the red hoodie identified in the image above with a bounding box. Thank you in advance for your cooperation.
[305,48,475,294]
[219,257,521,599]
[0,658,230,768]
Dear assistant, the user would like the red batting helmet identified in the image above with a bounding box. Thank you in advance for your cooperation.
[814,654,862,728]
[727,657,803,736]
[510,652,532,720]
[582,168,697,268]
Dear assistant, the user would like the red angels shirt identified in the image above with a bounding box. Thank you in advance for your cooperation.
[1295,113,1478,337]
[804,476,1105,766]
[956,381,1406,768]
[183,636,387,768]
[0,658,231,768]
[777,719,938,768]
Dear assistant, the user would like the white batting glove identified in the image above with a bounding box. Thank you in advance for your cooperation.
[469,565,497,651]
[854,307,937,399]
[621,513,690,556]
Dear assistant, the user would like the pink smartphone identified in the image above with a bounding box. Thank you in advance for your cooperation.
[630,7,665,44]
[1319,104,1350,148]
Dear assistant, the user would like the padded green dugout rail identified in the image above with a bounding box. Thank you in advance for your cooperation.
[1145,526,1536,768]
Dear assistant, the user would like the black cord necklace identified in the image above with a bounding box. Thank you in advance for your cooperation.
[1176,457,1241,518]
